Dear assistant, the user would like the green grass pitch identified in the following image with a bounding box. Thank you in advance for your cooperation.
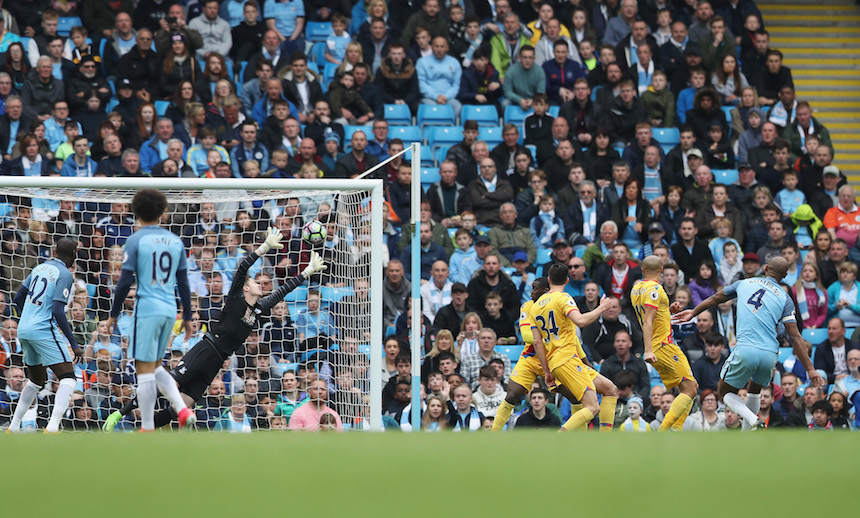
[0,431,854,517]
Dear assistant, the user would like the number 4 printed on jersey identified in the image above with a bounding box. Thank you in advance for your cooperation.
[746,288,765,312]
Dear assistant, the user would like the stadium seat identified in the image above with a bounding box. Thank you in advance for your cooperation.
[154,100,169,117]
[653,127,680,146]
[777,347,794,365]
[305,21,333,42]
[434,145,450,166]
[323,62,339,86]
[106,99,119,112]
[271,362,299,377]
[713,169,739,184]
[417,104,455,129]
[548,106,560,117]
[383,104,412,126]
[283,286,308,303]
[495,345,521,363]
[403,146,433,167]
[847,328,855,338]
[421,167,441,185]
[536,247,552,265]
[801,328,827,344]
[660,145,674,155]
[319,286,354,302]
[504,105,533,126]
[461,105,499,126]
[343,124,372,143]
[389,125,422,144]
[385,325,396,337]
[309,42,327,65]
[479,126,503,147]
[721,106,733,124]
[525,144,536,158]
[58,17,82,37]
[428,126,461,152]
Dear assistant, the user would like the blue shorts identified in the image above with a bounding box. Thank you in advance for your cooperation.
[130,314,174,363]
[20,336,72,367]
[720,345,778,389]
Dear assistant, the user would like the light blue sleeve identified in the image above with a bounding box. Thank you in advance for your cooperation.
[53,269,73,303]
[122,234,138,272]
[781,297,797,323]
[176,238,188,273]
[723,281,741,300]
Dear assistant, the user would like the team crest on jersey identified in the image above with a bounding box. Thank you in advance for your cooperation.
[241,307,257,326]
[673,355,679,362]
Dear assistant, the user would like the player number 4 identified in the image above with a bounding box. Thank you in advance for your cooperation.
[746,288,766,312]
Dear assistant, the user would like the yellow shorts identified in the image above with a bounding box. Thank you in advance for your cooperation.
[550,359,596,400]
[654,343,695,389]
[510,355,545,390]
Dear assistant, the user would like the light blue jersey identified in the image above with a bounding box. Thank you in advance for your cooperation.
[123,226,188,319]
[18,259,74,342]
[724,277,796,354]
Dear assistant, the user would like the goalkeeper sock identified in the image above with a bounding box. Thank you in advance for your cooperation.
[724,392,759,429]
[598,396,617,432]
[659,393,693,431]
[492,400,515,431]
[8,380,42,432]
[154,408,179,429]
[154,366,187,413]
[561,408,594,431]
[137,373,157,431]
[745,393,762,428]
[45,378,76,433]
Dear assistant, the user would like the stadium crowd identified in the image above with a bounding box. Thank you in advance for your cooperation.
[0,0,858,432]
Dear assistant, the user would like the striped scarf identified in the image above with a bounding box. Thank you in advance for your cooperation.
[796,283,825,322]
[621,417,650,432]
[809,419,832,430]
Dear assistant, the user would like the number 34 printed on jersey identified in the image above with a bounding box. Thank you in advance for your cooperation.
[534,311,559,343]
[747,288,766,312]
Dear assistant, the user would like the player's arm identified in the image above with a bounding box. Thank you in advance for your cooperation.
[784,314,824,388]
[227,227,284,297]
[103,396,137,432]
[641,305,658,364]
[108,238,137,329]
[566,295,612,328]
[12,280,29,313]
[530,325,555,387]
[257,251,327,311]
[676,284,736,322]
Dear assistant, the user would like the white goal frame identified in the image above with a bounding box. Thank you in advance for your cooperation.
[0,176,386,431]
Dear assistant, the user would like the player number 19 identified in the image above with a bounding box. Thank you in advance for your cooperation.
[151,251,173,284]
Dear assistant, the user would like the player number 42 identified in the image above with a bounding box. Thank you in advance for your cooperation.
[746,288,766,312]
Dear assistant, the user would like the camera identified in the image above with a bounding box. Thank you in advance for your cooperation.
[167,16,178,25]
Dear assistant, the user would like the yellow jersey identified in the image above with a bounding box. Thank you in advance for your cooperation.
[630,279,675,351]
[529,290,583,371]
[519,300,537,357]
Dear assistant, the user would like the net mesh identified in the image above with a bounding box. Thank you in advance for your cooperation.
[0,185,375,432]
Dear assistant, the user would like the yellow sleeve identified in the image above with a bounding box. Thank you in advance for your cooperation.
[519,305,534,344]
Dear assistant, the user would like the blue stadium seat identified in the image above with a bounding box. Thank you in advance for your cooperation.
[307,62,319,74]
[389,125,422,144]
[448,228,457,238]
[319,286,354,302]
[801,328,827,344]
[385,325,396,337]
[434,145,450,166]
[525,144,536,159]
[536,247,552,265]
[548,106,560,117]
[305,22,333,42]
[154,100,169,116]
[343,125,372,151]
[309,42,327,65]
[653,127,680,146]
[713,169,739,184]
[777,347,794,365]
[404,146,433,167]
[480,126,503,147]
[106,99,119,112]
[383,104,412,126]
[428,126,461,152]
[323,62,339,86]
[504,105,533,126]
[461,105,499,126]
[847,328,855,338]
[421,167,441,185]
[722,106,733,123]
[271,362,299,377]
[417,104,455,129]
[58,17,82,37]
[660,145,674,155]
[502,267,515,276]
[284,286,308,303]
[495,345,521,363]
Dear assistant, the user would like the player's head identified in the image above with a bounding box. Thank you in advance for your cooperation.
[54,237,77,267]
[640,255,663,278]
[547,262,568,286]
[531,277,549,301]
[131,189,167,223]
[764,256,789,282]
[244,275,263,300]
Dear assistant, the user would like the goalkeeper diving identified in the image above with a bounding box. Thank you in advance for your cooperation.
[103,227,327,431]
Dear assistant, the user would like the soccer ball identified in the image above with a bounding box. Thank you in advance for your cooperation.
[302,220,327,245]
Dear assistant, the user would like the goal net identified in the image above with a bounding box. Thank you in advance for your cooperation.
[0,177,384,432]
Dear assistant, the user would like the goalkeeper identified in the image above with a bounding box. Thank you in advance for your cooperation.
[103,227,327,431]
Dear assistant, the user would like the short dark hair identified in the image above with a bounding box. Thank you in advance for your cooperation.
[614,370,636,389]
[437,351,456,363]
[548,262,568,285]
[131,189,167,222]
[394,353,411,366]
[811,400,833,416]
[478,364,497,379]
[55,237,77,266]
[705,334,725,347]
[530,387,551,400]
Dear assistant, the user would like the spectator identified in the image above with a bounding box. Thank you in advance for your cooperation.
[659,21,699,81]
[559,80,597,148]
[603,0,637,47]
[490,124,529,176]
[514,387,562,429]
[827,263,860,327]
[401,222,448,282]
[21,56,64,118]
[699,15,736,71]
[491,13,530,81]
[457,233,492,286]
[583,220,620,272]
[466,158,515,226]
[641,71,675,128]
[334,130,379,179]
[599,330,650,396]
[153,5,203,56]
[426,161,471,226]
[691,334,726,392]
[534,116,573,169]
[460,327,512,387]
[503,46,545,111]
[755,49,793,107]
[465,253,521,323]
[434,282,469,337]
[288,378,343,431]
[446,383,484,431]
[670,217,714,281]
[785,384,823,427]
[416,37,463,119]
[615,19,658,75]
[682,389,725,431]
[374,43,420,114]
[488,203,537,266]
[400,0,446,48]
[472,364,505,417]
[594,242,641,304]
[611,178,651,249]
[543,39,585,104]
[675,67,707,125]
[580,296,639,361]
[534,17,576,67]
[814,317,859,385]
[382,259,410,327]
[264,0,306,56]
[823,185,860,261]
[230,1,266,62]
[783,102,831,161]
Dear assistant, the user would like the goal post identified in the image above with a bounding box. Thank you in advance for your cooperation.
[0,176,385,431]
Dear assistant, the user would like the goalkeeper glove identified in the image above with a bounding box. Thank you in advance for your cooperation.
[103,411,122,432]
[302,251,327,278]
[256,227,284,255]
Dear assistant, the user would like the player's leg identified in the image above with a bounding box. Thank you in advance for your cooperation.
[654,345,697,431]
[718,347,762,429]
[593,374,619,431]
[151,316,193,426]
[135,360,159,431]
[562,388,598,431]
[7,361,47,433]
[664,378,698,431]
[44,361,78,433]
[555,362,599,431]
[493,357,537,431]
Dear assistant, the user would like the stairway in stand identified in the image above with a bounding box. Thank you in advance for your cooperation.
[758,0,860,187]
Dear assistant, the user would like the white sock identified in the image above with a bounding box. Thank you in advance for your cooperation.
[137,373,157,431]
[8,380,42,432]
[724,392,759,429]
[46,378,76,433]
[746,393,761,419]
[154,366,187,413]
